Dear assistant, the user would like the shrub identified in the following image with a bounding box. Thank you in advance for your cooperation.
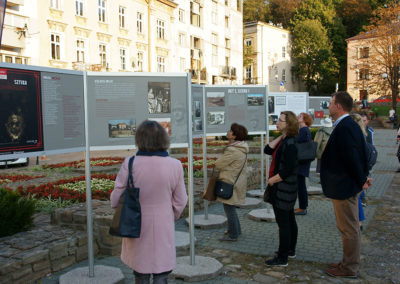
[0,188,36,237]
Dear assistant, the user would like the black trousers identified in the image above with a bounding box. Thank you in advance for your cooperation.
[273,205,298,260]
[297,174,308,209]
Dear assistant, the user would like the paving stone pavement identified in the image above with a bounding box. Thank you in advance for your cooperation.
[35,128,400,283]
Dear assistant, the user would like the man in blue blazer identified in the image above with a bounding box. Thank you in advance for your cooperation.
[320,91,372,279]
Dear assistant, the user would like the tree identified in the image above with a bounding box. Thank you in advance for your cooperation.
[291,19,339,94]
[290,0,346,91]
[360,1,400,109]
[337,0,372,37]
[268,0,301,28]
[243,0,270,23]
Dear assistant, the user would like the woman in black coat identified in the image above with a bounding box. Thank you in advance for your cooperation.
[264,111,299,266]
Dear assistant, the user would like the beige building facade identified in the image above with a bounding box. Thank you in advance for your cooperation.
[1,0,243,85]
[243,21,305,92]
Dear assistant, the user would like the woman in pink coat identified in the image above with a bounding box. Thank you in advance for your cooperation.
[110,120,188,284]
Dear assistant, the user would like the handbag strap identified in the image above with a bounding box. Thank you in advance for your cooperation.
[127,156,135,187]
[232,153,247,186]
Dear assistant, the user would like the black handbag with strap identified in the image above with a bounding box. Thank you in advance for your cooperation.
[109,156,141,238]
[214,154,247,199]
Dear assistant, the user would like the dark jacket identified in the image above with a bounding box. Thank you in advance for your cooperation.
[296,126,312,177]
[264,136,298,210]
[320,116,369,200]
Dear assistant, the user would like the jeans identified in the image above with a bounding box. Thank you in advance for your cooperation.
[223,203,241,238]
[273,205,298,261]
[297,175,308,209]
[133,270,171,284]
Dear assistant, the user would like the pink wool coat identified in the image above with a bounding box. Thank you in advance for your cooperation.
[110,155,188,274]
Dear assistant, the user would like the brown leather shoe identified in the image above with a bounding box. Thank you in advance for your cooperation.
[325,267,357,279]
[327,262,340,268]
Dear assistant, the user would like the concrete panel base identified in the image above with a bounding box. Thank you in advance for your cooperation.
[171,256,223,282]
[247,189,264,198]
[308,186,323,195]
[236,197,262,209]
[185,214,227,229]
[248,208,275,222]
[59,265,124,284]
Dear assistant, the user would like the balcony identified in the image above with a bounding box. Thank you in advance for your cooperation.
[230,67,236,78]
[220,66,230,77]
[7,0,24,6]
[244,78,258,85]
[2,13,27,49]
[190,69,199,80]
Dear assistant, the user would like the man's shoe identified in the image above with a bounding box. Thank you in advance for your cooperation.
[294,209,307,215]
[274,250,296,259]
[264,256,288,267]
[327,262,340,268]
[219,236,237,242]
[325,267,357,279]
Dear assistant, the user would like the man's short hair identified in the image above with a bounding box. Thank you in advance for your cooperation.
[360,111,369,120]
[332,91,353,112]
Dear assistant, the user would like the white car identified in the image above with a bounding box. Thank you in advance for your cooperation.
[0,157,29,167]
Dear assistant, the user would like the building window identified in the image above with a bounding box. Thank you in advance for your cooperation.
[180,57,186,72]
[190,2,201,27]
[358,69,369,80]
[119,6,125,28]
[212,33,218,66]
[225,0,229,5]
[225,38,230,49]
[120,48,126,70]
[157,56,165,72]
[282,46,286,58]
[50,33,61,60]
[137,51,143,71]
[157,19,165,39]
[98,0,106,22]
[225,16,229,28]
[246,65,252,79]
[359,47,369,58]
[76,39,86,62]
[50,0,61,9]
[99,43,107,67]
[179,33,186,46]
[212,1,217,25]
[75,0,83,16]
[282,69,286,81]
[137,12,143,33]
[179,9,185,23]
[245,39,252,46]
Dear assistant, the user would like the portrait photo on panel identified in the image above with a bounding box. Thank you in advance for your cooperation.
[320,100,330,110]
[194,119,203,131]
[108,119,136,138]
[207,92,225,107]
[247,94,264,106]
[148,82,171,114]
[268,96,275,114]
[207,111,225,125]
[194,101,201,118]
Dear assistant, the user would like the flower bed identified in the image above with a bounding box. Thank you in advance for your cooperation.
[41,157,125,169]
[0,173,46,185]
[178,156,217,171]
[17,173,116,202]
[192,139,229,147]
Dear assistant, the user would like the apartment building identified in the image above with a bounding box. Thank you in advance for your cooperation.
[1,0,243,85]
[243,21,304,92]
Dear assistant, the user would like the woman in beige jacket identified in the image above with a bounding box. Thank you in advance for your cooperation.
[215,123,249,241]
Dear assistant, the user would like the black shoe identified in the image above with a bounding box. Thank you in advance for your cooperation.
[265,256,288,267]
[219,236,237,242]
[274,250,296,259]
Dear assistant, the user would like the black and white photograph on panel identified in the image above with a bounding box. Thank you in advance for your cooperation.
[108,119,136,138]
[276,96,287,105]
[268,96,275,114]
[269,115,279,125]
[194,100,201,117]
[194,119,203,131]
[320,100,330,109]
[148,82,171,114]
[247,94,264,106]
[0,68,44,154]
[207,92,225,107]
[207,111,225,125]
[149,118,171,136]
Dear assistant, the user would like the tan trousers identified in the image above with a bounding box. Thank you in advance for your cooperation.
[332,194,361,274]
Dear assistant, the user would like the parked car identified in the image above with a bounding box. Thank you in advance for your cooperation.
[0,157,29,167]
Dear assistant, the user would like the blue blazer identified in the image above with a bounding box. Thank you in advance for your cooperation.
[320,116,369,200]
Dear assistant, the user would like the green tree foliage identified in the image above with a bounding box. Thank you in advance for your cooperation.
[268,0,301,28]
[243,0,270,23]
[290,0,346,92]
[291,19,339,94]
[337,0,372,37]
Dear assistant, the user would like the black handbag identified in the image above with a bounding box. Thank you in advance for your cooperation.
[263,184,274,204]
[214,154,247,199]
[297,131,317,164]
[109,156,141,238]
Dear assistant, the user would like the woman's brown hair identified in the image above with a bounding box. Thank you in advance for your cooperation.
[281,111,299,137]
[231,123,248,141]
[135,120,170,151]
[300,112,313,127]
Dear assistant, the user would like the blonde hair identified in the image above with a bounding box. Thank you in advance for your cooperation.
[349,113,367,136]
